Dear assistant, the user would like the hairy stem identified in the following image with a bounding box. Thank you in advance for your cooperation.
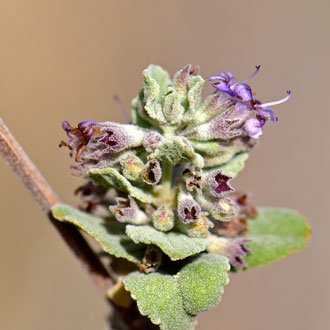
[0,118,113,293]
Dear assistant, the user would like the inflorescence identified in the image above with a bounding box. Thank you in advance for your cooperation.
[60,64,290,269]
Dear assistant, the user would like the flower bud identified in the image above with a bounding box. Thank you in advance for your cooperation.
[120,155,144,183]
[152,206,175,232]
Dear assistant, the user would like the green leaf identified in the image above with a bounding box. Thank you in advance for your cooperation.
[88,167,152,204]
[177,254,230,315]
[123,253,230,330]
[51,204,144,264]
[143,65,172,123]
[124,272,195,330]
[125,225,208,261]
[244,207,310,268]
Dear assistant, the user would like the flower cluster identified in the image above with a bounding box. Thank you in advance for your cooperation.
[60,64,289,268]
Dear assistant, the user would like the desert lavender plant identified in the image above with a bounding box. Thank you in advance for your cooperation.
[52,64,310,330]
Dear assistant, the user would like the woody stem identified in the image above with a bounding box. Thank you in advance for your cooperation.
[0,118,114,294]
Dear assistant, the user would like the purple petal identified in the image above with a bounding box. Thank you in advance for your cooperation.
[62,120,73,137]
[109,196,137,222]
[257,108,278,123]
[212,81,234,96]
[221,71,235,85]
[207,74,227,81]
[98,126,130,151]
[207,170,233,197]
[178,198,201,223]
[245,118,263,139]
[227,238,252,268]
[231,83,253,103]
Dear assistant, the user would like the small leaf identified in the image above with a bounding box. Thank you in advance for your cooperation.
[51,204,144,264]
[126,225,208,261]
[143,65,172,123]
[177,254,230,315]
[243,207,310,268]
[124,272,195,330]
[88,167,152,204]
[123,253,230,330]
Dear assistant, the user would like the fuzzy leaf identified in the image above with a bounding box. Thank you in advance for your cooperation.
[123,253,230,330]
[183,76,205,122]
[88,167,152,204]
[177,254,230,315]
[123,272,195,330]
[125,225,208,260]
[143,65,172,123]
[243,207,310,268]
[51,204,143,264]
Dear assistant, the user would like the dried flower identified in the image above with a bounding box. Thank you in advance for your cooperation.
[109,196,148,224]
[207,235,251,268]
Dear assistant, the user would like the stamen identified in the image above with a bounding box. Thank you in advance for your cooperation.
[113,94,131,123]
[256,91,291,108]
[242,65,260,84]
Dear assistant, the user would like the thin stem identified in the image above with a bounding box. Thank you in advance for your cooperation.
[0,118,113,294]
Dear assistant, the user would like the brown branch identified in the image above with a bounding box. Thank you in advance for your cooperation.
[0,118,113,294]
[0,118,159,330]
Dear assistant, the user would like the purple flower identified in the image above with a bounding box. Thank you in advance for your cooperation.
[98,124,132,152]
[109,196,148,225]
[109,196,137,222]
[207,66,291,139]
[177,196,201,223]
[207,236,252,268]
[226,238,252,268]
[207,66,260,102]
[60,120,100,162]
[205,170,233,197]
[244,118,265,139]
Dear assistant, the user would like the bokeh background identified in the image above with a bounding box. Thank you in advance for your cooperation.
[0,1,329,329]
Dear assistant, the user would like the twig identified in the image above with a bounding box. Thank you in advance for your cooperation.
[0,118,158,330]
[0,118,113,294]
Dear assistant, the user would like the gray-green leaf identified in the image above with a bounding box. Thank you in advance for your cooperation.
[88,167,152,203]
[123,253,230,330]
[126,225,208,261]
[124,272,195,330]
[51,204,144,264]
[244,207,310,268]
[177,254,230,315]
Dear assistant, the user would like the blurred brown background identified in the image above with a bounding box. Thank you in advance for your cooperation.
[0,1,329,329]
